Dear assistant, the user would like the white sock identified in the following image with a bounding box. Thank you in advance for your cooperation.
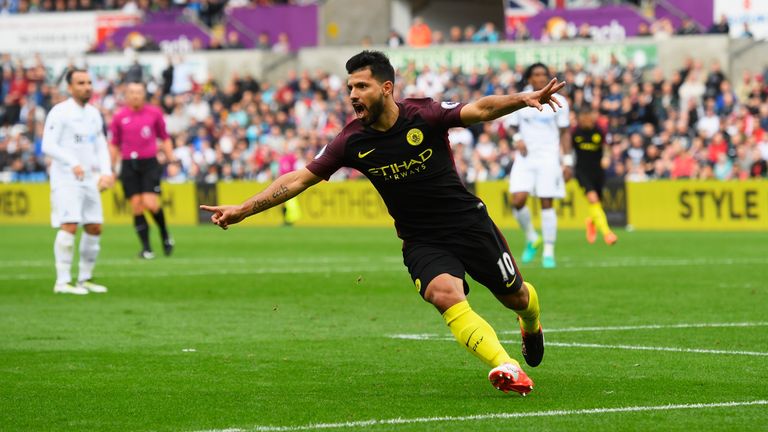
[78,233,101,283]
[54,230,75,285]
[541,208,557,257]
[513,205,539,243]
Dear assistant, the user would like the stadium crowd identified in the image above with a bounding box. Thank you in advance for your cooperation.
[1,51,768,185]
[0,0,298,14]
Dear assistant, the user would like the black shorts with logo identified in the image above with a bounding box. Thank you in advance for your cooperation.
[402,213,524,298]
[120,158,162,198]
[575,168,605,198]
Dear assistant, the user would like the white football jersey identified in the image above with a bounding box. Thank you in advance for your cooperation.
[503,92,569,160]
[42,98,111,185]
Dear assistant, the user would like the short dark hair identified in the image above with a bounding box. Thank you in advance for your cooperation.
[65,68,89,85]
[524,62,548,81]
[345,50,395,84]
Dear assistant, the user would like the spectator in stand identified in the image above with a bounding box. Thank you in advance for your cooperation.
[387,30,405,48]
[272,32,291,53]
[678,71,705,110]
[226,31,245,49]
[448,25,463,43]
[513,21,532,41]
[741,23,754,39]
[253,32,270,50]
[575,23,592,39]
[676,18,701,35]
[670,139,696,178]
[463,25,476,43]
[432,30,446,45]
[707,132,729,164]
[709,14,730,34]
[471,22,500,43]
[636,22,652,37]
[696,99,720,138]
[207,34,226,50]
[198,0,226,27]
[407,16,432,47]
[651,18,674,39]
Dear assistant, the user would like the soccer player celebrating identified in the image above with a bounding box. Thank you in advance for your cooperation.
[110,82,176,259]
[42,69,113,295]
[505,63,571,268]
[201,51,564,395]
[572,107,618,245]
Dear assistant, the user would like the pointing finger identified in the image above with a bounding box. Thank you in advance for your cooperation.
[542,78,556,92]
[552,94,563,108]
[548,100,558,111]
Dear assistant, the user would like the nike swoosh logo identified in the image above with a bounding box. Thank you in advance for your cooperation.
[358,148,376,158]
[506,281,515,288]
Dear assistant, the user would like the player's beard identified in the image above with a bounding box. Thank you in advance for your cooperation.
[360,95,385,126]
[74,90,92,105]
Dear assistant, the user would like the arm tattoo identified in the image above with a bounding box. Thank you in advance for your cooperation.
[271,184,289,199]
[252,184,290,214]
[252,198,271,213]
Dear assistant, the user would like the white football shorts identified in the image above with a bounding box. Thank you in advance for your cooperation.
[508,156,565,198]
[50,181,104,228]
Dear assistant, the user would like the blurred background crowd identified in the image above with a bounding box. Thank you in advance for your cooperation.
[3,50,768,186]
[2,0,767,185]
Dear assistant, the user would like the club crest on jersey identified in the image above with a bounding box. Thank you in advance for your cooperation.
[406,128,424,146]
[441,101,460,109]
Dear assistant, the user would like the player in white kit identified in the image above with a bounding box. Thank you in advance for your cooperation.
[42,69,114,294]
[505,63,571,268]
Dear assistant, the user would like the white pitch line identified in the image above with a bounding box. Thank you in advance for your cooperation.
[501,321,768,335]
[0,265,404,281]
[197,400,768,432]
[556,257,768,269]
[388,321,768,340]
[393,335,768,357]
[1,255,766,269]
[541,341,768,357]
[0,256,404,268]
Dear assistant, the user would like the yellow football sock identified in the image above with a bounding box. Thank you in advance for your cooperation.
[515,282,541,334]
[589,202,611,235]
[442,301,518,368]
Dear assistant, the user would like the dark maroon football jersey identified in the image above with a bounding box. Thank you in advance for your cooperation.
[306,98,486,241]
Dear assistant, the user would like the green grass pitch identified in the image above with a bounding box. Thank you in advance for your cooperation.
[1,225,767,431]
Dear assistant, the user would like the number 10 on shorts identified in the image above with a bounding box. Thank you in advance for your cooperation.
[497,252,516,283]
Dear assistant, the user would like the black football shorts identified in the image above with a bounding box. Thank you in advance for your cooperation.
[120,158,162,198]
[402,214,524,298]
[575,168,605,198]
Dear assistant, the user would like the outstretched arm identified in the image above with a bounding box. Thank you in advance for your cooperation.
[200,168,322,230]
[460,78,566,125]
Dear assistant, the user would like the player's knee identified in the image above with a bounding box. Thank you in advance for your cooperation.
[130,198,144,214]
[423,275,465,311]
[143,197,159,212]
[512,194,527,209]
[497,286,529,310]
[60,223,77,234]
[84,224,102,236]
